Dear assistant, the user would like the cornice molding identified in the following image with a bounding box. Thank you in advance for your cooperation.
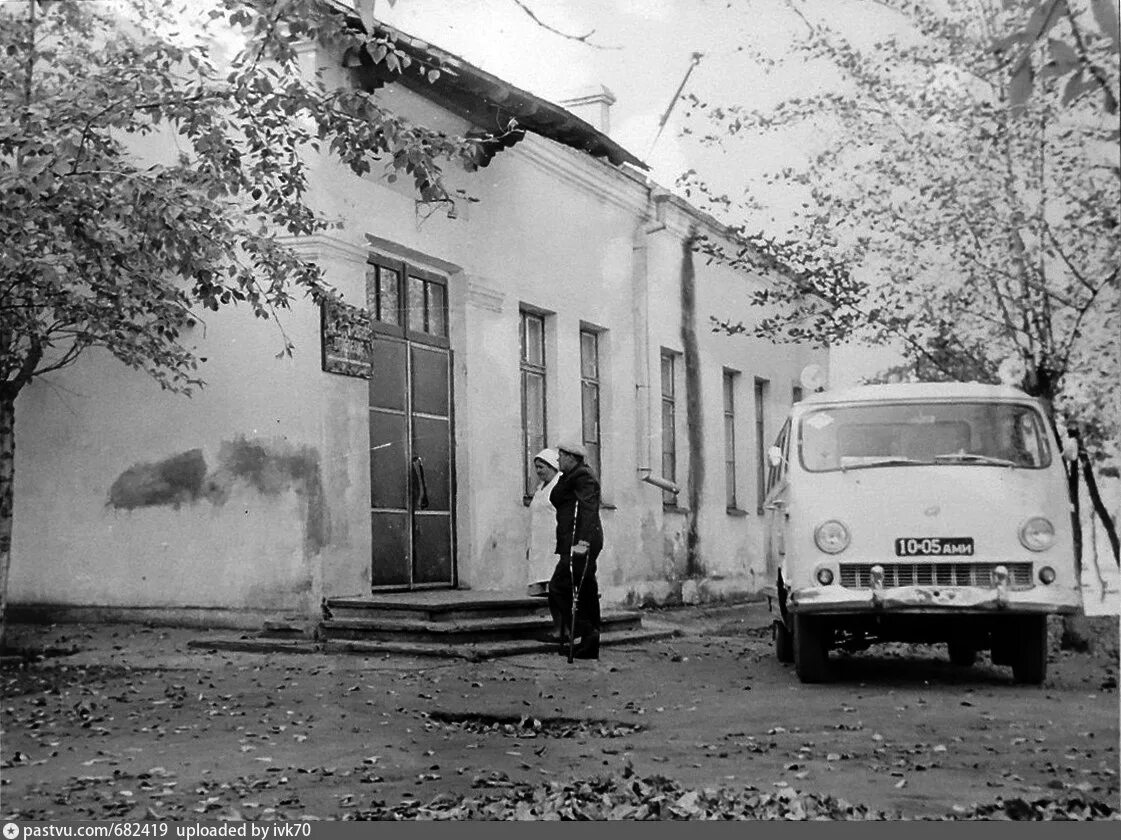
[512,136,649,218]
[511,137,748,253]
[466,278,505,313]
[364,234,463,276]
[278,233,369,263]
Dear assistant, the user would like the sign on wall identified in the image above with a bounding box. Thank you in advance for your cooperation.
[321,299,372,378]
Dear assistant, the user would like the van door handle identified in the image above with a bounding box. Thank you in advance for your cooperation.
[764,499,786,511]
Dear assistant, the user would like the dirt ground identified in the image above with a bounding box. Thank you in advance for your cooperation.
[1,603,1118,820]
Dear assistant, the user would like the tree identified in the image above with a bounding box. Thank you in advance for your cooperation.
[678,0,1118,568]
[1002,0,1119,115]
[0,0,495,635]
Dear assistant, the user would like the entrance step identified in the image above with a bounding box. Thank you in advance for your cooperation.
[323,624,680,660]
[319,608,642,645]
[324,592,546,623]
[187,589,678,660]
[188,623,680,661]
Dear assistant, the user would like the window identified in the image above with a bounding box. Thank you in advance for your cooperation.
[797,402,1052,473]
[407,274,447,338]
[754,378,769,514]
[521,311,547,497]
[766,420,790,496]
[366,259,447,339]
[661,351,677,506]
[580,329,602,479]
[366,263,402,326]
[723,370,739,510]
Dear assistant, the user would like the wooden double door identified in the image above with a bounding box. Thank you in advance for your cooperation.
[367,262,455,589]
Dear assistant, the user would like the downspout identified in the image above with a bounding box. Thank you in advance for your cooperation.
[633,188,679,496]
[680,229,704,577]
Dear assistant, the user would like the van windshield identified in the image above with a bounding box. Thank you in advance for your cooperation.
[798,401,1052,473]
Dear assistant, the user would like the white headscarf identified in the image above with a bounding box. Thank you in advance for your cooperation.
[533,448,560,471]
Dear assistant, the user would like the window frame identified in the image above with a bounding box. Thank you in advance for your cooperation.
[520,310,548,498]
[766,419,791,497]
[367,256,449,348]
[660,350,679,508]
[754,377,770,515]
[723,369,741,512]
[579,328,603,480]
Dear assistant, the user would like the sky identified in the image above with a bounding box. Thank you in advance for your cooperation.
[374,0,906,382]
[374,0,868,185]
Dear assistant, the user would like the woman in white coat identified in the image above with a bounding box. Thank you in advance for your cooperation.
[525,448,561,596]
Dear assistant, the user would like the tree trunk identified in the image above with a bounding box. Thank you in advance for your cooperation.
[1031,373,1095,652]
[1060,444,1120,653]
[0,394,14,648]
[1080,451,1120,567]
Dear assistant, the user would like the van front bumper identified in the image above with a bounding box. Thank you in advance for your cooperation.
[788,584,1080,615]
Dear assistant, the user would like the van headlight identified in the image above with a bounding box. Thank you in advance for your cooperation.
[814,520,850,554]
[1019,517,1055,552]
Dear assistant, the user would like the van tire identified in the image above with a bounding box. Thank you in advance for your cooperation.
[1011,615,1048,685]
[775,619,794,663]
[947,640,976,667]
[793,614,829,683]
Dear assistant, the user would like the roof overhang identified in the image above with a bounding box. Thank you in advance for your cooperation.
[332,7,647,170]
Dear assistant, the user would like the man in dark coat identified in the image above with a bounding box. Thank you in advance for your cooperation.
[548,441,603,659]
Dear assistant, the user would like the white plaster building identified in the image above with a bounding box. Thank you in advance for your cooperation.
[10,21,826,627]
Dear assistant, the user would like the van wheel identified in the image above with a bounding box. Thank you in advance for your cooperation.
[793,614,829,683]
[775,619,794,664]
[1011,615,1048,685]
[947,640,976,667]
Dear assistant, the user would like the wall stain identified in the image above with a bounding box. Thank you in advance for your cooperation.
[108,449,208,510]
[108,437,330,554]
[662,529,689,579]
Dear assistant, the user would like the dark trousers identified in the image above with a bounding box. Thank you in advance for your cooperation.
[547,551,601,640]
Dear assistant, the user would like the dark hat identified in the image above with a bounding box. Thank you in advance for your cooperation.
[556,441,588,460]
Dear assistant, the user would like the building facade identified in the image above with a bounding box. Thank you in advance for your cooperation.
[10,25,826,627]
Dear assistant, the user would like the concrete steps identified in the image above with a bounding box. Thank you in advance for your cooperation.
[188,589,678,660]
[318,608,643,644]
[323,593,548,623]
[187,623,679,661]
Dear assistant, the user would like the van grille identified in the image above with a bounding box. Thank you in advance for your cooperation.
[839,562,1034,590]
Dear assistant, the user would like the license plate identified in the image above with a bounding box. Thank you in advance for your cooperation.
[894,537,974,557]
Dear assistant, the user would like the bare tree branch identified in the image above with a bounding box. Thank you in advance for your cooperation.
[508,0,620,49]
[1044,220,1105,294]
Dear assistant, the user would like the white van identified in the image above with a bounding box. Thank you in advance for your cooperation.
[764,382,1081,684]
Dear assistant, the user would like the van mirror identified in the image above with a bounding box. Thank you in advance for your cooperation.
[768,445,784,468]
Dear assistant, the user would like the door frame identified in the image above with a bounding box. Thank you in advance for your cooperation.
[367,254,457,591]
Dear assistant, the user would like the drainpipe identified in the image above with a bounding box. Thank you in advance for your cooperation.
[633,187,679,496]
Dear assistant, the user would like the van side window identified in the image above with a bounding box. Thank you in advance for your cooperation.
[766,420,790,495]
